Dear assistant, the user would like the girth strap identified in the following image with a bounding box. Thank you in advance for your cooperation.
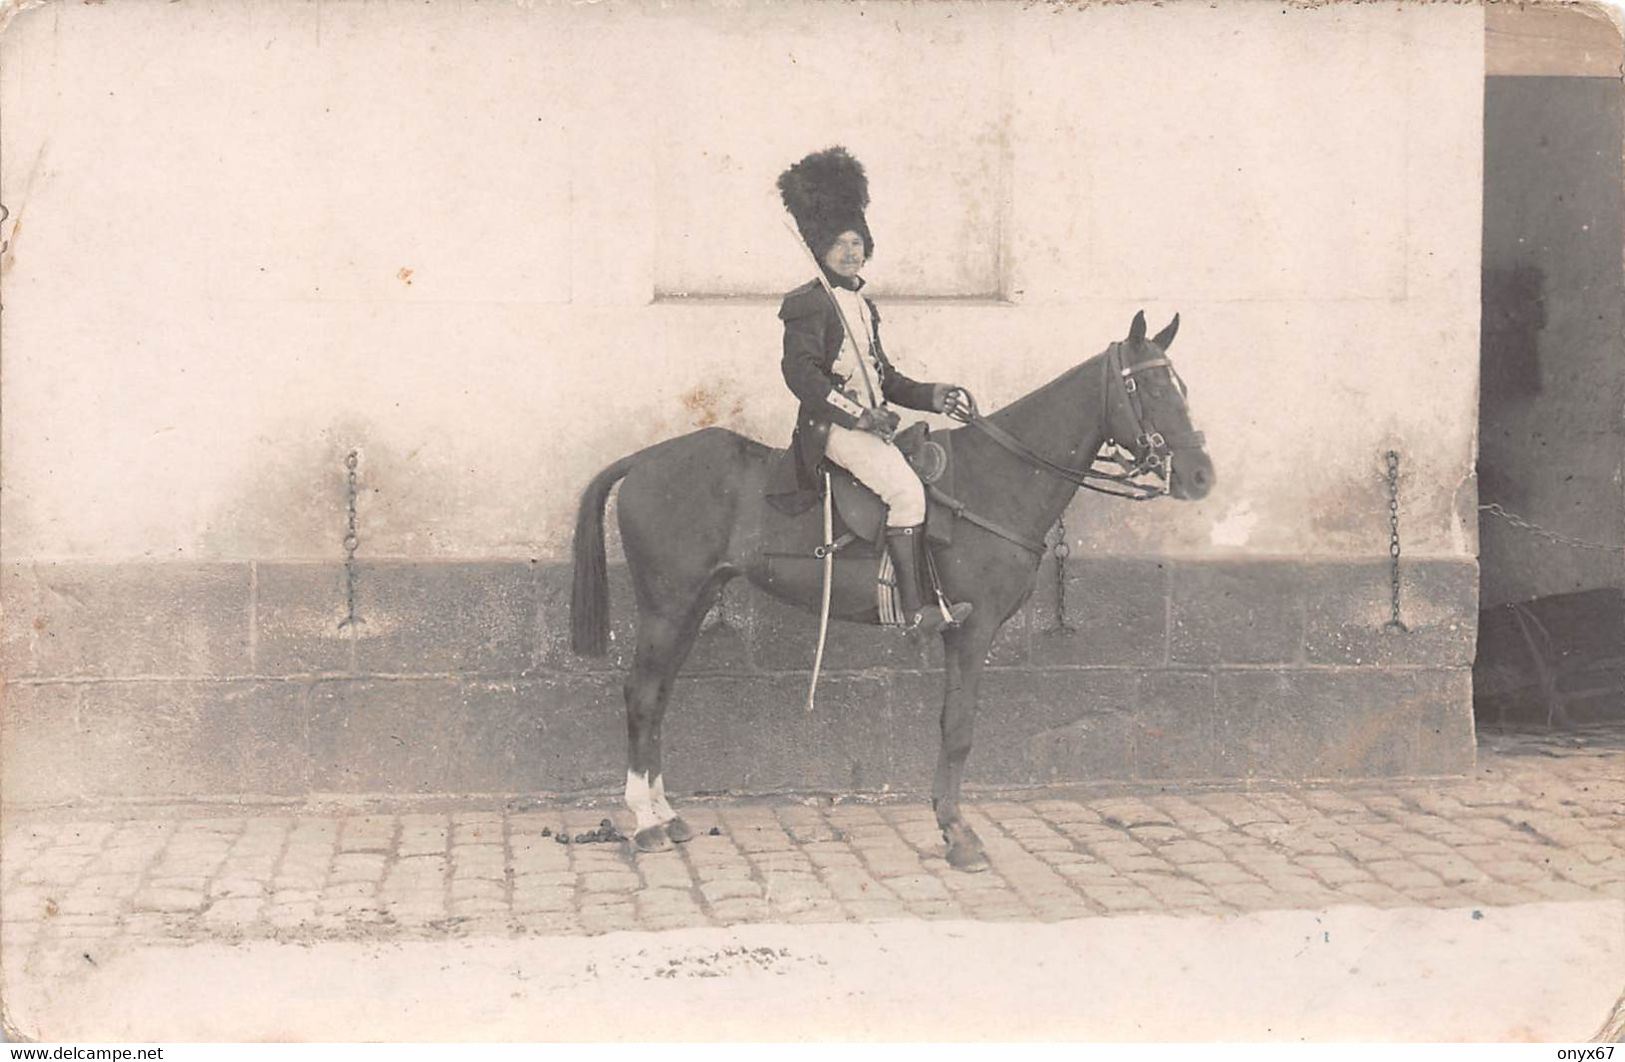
[805,498,1044,558]
[926,485,1048,556]
[813,531,859,559]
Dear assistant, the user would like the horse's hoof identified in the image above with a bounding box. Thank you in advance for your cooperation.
[664,816,696,844]
[946,842,990,873]
[633,824,672,852]
[943,825,990,873]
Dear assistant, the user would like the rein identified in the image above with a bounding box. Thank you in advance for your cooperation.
[813,344,1203,560]
[963,415,1165,500]
[950,344,1202,503]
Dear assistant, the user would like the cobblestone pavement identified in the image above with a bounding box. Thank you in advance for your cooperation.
[4,727,1622,986]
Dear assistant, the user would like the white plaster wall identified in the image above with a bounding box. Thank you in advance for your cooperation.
[0,0,1483,563]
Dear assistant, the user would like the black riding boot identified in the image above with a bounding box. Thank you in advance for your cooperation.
[885,526,972,635]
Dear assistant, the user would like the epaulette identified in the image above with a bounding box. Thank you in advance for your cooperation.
[778,280,828,321]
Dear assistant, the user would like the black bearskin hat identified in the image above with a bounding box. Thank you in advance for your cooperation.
[777,146,874,260]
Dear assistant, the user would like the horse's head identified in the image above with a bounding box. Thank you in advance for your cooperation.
[1103,310,1215,501]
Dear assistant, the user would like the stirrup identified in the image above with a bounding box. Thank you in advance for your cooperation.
[905,600,973,635]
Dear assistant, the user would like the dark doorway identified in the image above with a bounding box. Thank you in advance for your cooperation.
[1475,70,1625,728]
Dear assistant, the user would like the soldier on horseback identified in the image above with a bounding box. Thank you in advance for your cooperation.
[769,146,974,636]
[572,171,1211,852]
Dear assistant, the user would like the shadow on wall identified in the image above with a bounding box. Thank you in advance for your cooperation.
[1476,262,1545,515]
[1476,75,1624,610]
[1473,262,1622,728]
[1480,263,1546,404]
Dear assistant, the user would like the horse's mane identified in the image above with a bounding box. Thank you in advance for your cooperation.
[981,348,1105,427]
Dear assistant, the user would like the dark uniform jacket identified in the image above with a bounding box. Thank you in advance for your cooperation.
[766,276,939,513]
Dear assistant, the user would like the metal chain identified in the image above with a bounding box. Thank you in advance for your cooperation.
[1384,451,1406,634]
[339,450,362,629]
[1479,502,1625,553]
[1048,515,1075,633]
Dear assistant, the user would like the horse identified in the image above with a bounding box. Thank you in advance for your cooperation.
[570,310,1214,871]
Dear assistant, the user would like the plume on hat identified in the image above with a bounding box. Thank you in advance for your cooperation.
[777,146,874,259]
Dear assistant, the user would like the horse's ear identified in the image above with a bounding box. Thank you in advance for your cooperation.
[1128,310,1147,344]
[1152,313,1180,351]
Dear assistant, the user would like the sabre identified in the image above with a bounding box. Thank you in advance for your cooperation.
[782,213,882,711]
[806,470,834,712]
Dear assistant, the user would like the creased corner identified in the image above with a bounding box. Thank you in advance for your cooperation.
[0,0,52,41]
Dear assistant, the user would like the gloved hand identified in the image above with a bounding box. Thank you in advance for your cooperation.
[856,407,901,439]
[932,384,973,418]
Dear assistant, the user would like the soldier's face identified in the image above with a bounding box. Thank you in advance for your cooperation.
[822,231,866,278]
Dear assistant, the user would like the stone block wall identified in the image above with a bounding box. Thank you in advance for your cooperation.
[1,556,1476,805]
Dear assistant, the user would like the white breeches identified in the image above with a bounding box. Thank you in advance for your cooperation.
[825,423,926,527]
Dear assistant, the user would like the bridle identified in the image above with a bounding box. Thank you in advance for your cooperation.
[1096,341,1207,497]
[948,342,1204,502]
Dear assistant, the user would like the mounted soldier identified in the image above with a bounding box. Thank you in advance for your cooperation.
[571,146,1212,861]
[767,145,974,636]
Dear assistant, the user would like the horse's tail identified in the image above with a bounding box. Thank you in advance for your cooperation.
[571,437,685,656]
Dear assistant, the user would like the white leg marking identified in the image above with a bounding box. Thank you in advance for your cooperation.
[650,774,676,825]
[625,769,663,831]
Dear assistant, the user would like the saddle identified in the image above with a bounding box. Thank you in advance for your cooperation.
[825,422,956,548]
